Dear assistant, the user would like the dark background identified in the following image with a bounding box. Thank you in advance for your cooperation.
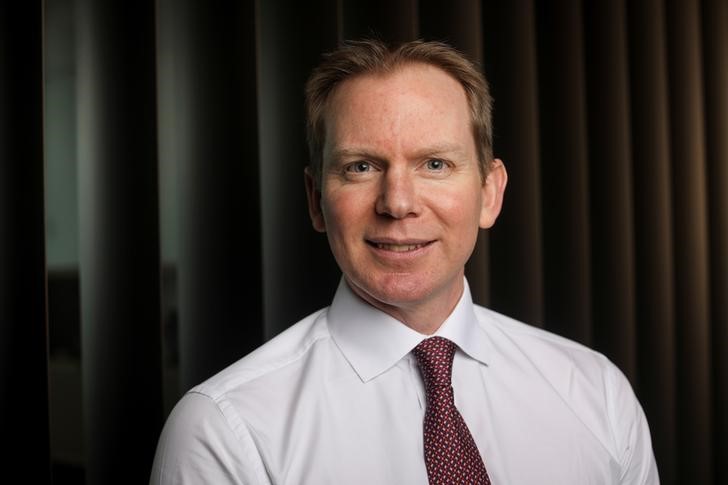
[1,0,726,484]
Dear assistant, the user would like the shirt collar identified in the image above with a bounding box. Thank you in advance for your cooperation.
[328,277,493,382]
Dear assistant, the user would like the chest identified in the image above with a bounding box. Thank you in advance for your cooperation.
[248,366,620,484]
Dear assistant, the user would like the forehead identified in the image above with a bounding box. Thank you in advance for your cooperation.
[328,62,467,116]
[324,63,471,150]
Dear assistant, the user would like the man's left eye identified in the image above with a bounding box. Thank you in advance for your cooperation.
[346,161,371,173]
[425,159,445,170]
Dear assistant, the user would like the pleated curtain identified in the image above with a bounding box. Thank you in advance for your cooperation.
[1,1,726,484]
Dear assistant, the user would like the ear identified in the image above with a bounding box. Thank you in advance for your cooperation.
[304,167,327,233]
[479,158,508,229]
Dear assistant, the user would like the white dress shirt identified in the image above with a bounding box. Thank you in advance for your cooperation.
[150,278,659,484]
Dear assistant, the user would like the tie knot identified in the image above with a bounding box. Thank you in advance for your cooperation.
[413,336,456,389]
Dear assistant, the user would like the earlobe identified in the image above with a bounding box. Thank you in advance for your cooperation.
[304,167,327,233]
[479,159,508,229]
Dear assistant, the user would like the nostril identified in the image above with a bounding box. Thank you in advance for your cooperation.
[376,188,418,219]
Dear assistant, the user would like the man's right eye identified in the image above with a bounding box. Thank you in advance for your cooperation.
[345,161,371,173]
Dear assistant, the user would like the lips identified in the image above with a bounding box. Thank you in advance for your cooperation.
[366,240,434,252]
[377,242,426,252]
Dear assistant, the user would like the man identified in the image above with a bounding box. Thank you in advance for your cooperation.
[151,39,659,484]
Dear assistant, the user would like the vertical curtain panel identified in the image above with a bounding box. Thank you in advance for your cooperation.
[76,0,163,482]
[627,0,678,479]
[665,1,713,482]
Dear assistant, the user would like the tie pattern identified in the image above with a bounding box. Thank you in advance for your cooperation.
[413,336,491,485]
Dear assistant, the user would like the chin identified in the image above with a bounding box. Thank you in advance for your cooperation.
[352,271,438,307]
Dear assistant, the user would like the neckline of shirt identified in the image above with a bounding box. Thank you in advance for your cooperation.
[327,277,494,382]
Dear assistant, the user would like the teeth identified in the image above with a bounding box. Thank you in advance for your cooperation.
[376,243,424,252]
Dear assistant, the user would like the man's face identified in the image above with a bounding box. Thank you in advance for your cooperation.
[306,63,505,318]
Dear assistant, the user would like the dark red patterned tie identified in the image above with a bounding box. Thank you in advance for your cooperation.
[413,336,491,485]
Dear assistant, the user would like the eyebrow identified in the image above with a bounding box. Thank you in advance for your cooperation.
[329,147,381,160]
[329,143,464,161]
[410,143,465,159]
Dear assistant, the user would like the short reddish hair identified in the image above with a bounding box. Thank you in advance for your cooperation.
[305,39,494,185]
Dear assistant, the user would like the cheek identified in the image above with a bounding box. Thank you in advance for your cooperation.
[430,188,484,255]
[321,190,366,237]
[433,185,484,226]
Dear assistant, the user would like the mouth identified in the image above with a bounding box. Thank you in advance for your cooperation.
[366,240,434,252]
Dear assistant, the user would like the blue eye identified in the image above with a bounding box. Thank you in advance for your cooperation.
[426,159,445,170]
[347,161,371,173]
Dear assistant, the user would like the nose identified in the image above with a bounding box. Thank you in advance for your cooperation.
[375,168,420,219]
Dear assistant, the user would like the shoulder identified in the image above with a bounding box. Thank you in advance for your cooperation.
[151,391,266,483]
[193,307,332,400]
[151,307,334,484]
[473,304,618,386]
[177,306,340,442]
[473,305,659,483]
[473,304,635,414]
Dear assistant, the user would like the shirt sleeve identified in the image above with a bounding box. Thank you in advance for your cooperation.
[149,391,269,485]
[606,363,660,485]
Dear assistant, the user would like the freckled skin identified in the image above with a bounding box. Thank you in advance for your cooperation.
[305,63,507,334]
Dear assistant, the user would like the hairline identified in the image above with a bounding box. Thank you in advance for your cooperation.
[307,41,493,187]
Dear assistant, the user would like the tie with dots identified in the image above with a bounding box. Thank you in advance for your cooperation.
[413,336,491,485]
